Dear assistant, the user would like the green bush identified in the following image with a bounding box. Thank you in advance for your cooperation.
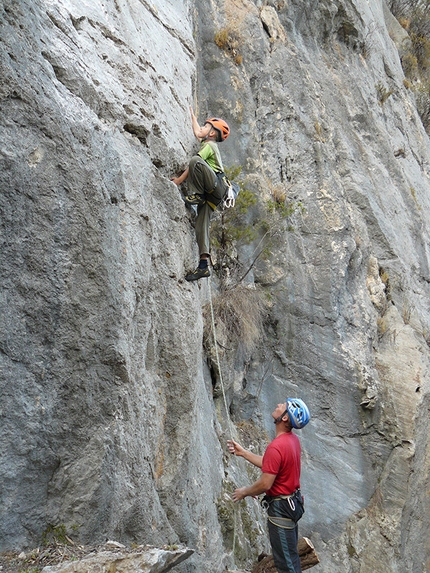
[210,167,306,288]
[210,167,258,282]
[42,524,70,546]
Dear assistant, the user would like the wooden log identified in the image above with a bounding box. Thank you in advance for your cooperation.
[251,538,320,573]
[300,549,320,570]
[298,537,314,556]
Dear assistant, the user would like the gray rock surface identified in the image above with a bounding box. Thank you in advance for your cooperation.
[1,0,430,572]
[40,545,193,573]
[1,1,225,571]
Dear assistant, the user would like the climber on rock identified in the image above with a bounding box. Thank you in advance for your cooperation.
[171,107,230,281]
[227,398,310,573]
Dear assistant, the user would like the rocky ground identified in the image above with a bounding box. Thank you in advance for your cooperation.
[0,541,193,573]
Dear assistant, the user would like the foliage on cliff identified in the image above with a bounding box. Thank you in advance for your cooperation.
[389,0,430,129]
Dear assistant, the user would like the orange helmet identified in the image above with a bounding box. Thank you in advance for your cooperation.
[205,117,230,141]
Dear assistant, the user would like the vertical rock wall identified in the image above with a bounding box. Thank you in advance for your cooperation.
[0,1,229,571]
[1,1,430,572]
[194,0,430,572]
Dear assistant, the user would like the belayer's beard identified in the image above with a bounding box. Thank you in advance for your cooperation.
[274,409,288,424]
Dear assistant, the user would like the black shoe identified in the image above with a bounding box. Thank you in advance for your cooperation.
[185,266,211,281]
[184,194,206,206]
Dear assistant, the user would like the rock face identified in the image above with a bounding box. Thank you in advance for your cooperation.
[1,1,224,570]
[1,1,430,573]
[40,545,194,573]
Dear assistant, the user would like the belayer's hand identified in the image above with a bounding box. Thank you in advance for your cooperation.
[232,487,247,502]
[227,439,245,457]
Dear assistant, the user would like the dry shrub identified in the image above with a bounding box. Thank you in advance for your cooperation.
[402,52,418,78]
[377,316,388,341]
[398,16,411,30]
[413,82,430,132]
[388,0,416,18]
[269,183,287,203]
[214,28,231,50]
[314,120,326,142]
[208,285,267,352]
[411,32,430,69]
[376,81,394,105]
[264,176,291,205]
[214,26,243,65]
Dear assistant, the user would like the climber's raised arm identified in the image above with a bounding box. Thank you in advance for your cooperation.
[190,107,212,141]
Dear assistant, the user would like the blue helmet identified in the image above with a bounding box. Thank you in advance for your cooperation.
[286,398,310,429]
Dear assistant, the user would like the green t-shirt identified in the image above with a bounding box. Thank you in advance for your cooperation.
[198,140,224,173]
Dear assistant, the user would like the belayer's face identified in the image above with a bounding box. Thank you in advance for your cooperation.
[272,402,287,420]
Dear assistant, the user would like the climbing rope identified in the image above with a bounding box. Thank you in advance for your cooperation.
[207,276,234,436]
[207,276,238,558]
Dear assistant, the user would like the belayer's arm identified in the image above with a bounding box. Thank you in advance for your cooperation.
[232,472,276,501]
[227,439,263,468]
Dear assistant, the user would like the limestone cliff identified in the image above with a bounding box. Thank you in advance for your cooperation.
[1,1,429,573]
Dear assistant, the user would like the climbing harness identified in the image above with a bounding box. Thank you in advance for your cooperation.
[262,495,296,530]
[205,172,239,211]
[261,493,298,512]
[261,490,304,530]
[267,515,296,530]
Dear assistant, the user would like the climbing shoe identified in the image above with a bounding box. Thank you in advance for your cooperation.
[184,194,206,206]
[185,267,211,281]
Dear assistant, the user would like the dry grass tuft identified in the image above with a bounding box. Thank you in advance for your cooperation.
[214,26,243,66]
[205,285,267,352]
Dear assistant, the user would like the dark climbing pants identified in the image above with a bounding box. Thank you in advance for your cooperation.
[187,156,224,256]
[267,499,302,573]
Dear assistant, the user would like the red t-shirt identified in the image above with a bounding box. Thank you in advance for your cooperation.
[262,432,301,496]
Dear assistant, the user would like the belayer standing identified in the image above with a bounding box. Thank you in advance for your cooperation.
[171,107,230,281]
[227,398,310,573]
